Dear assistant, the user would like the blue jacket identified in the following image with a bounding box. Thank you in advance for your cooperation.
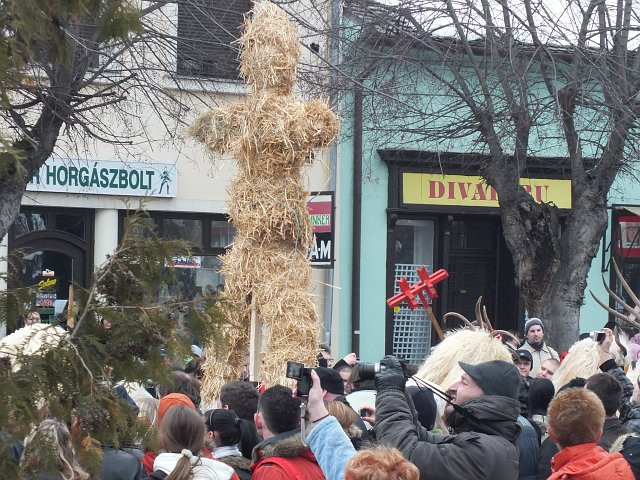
[307,416,356,480]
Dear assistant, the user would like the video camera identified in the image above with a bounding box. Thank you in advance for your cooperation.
[353,357,410,382]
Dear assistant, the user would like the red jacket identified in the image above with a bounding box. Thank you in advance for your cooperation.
[251,431,326,480]
[549,443,634,480]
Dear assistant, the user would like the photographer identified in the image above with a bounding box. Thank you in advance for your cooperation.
[307,370,357,480]
[374,356,521,480]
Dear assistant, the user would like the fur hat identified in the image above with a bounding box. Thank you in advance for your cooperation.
[547,388,604,448]
[524,318,544,335]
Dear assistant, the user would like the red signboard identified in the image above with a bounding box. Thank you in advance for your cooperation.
[617,215,640,257]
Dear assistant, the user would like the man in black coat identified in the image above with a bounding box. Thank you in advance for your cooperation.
[374,357,522,480]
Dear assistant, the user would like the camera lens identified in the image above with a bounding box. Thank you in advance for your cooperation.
[356,362,381,381]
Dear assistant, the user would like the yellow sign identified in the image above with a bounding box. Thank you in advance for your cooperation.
[403,173,572,208]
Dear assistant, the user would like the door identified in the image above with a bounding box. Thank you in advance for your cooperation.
[445,215,519,331]
[447,256,496,324]
[9,208,92,328]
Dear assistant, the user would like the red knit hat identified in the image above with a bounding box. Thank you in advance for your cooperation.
[157,393,195,425]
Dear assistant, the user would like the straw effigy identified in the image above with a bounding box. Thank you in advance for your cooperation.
[190,2,339,400]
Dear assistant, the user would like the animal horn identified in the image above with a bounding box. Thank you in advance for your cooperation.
[475,297,485,330]
[614,326,628,359]
[482,305,494,332]
[601,273,640,320]
[443,312,474,330]
[489,330,520,345]
[590,290,640,329]
[612,258,640,312]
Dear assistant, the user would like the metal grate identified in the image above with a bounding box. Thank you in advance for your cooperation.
[391,264,432,364]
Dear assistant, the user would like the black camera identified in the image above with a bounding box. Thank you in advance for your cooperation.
[355,358,408,381]
[286,361,312,396]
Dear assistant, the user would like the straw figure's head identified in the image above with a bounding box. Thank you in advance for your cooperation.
[240,2,299,94]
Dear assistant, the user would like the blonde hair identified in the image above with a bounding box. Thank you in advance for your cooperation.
[325,401,360,434]
[136,396,159,426]
[21,419,89,480]
[345,446,419,480]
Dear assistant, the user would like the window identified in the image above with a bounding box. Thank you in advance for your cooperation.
[14,213,47,237]
[176,0,251,79]
[162,218,203,247]
[55,214,86,240]
[210,220,235,248]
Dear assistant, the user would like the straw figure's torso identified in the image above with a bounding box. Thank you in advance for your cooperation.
[189,2,338,396]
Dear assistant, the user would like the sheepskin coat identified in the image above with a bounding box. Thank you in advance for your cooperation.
[250,429,325,480]
[375,390,520,480]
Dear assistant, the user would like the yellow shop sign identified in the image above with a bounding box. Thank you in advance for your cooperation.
[402,173,571,208]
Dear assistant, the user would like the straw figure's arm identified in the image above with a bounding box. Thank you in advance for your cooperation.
[303,99,339,149]
[188,105,244,154]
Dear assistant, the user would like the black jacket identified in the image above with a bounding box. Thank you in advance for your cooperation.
[375,390,521,480]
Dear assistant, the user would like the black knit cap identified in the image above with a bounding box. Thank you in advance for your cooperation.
[315,367,345,395]
[459,360,521,399]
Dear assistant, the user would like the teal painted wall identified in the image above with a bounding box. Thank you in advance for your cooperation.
[334,44,640,360]
[580,173,640,334]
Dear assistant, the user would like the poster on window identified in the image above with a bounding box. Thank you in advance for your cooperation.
[617,215,640,257]
[308,192,334,268]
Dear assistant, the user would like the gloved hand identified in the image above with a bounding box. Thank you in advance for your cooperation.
[379,355,404,375]
[375,356,406,393]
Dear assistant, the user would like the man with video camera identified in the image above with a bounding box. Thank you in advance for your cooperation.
[374,356,521,480]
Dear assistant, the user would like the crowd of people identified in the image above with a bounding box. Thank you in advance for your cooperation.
[13,316,640,479]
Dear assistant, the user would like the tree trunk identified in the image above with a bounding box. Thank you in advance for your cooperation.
[0,174,29,242]
[506,188,609,352]
[0,109,65,241]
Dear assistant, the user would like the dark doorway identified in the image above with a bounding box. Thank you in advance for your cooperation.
[446,216,519,331]
[9,208,93,328]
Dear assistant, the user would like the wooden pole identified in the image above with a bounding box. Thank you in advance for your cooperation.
[418,291,445,341]
[248,301,263,382]
[67,285,75,330]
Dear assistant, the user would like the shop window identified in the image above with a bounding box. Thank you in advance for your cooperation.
[157,256,224,303]
[390,219,435,363]
[176,0,251,80]
[55,213,86,240]
[161,218,203,247]
[210,220,235,248]
[14,212,47,237]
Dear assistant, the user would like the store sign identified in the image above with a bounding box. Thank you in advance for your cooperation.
[308,192,334,267]
[26,158,177,197]
[402,173,572,209]
[169,256,203,269]
[616,215,640,258]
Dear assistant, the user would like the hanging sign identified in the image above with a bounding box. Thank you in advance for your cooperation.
[168,256,203,269]
[308,192,334,268]
[402,173,572,208]
[616,215,640,257]
[26,158,177,197]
